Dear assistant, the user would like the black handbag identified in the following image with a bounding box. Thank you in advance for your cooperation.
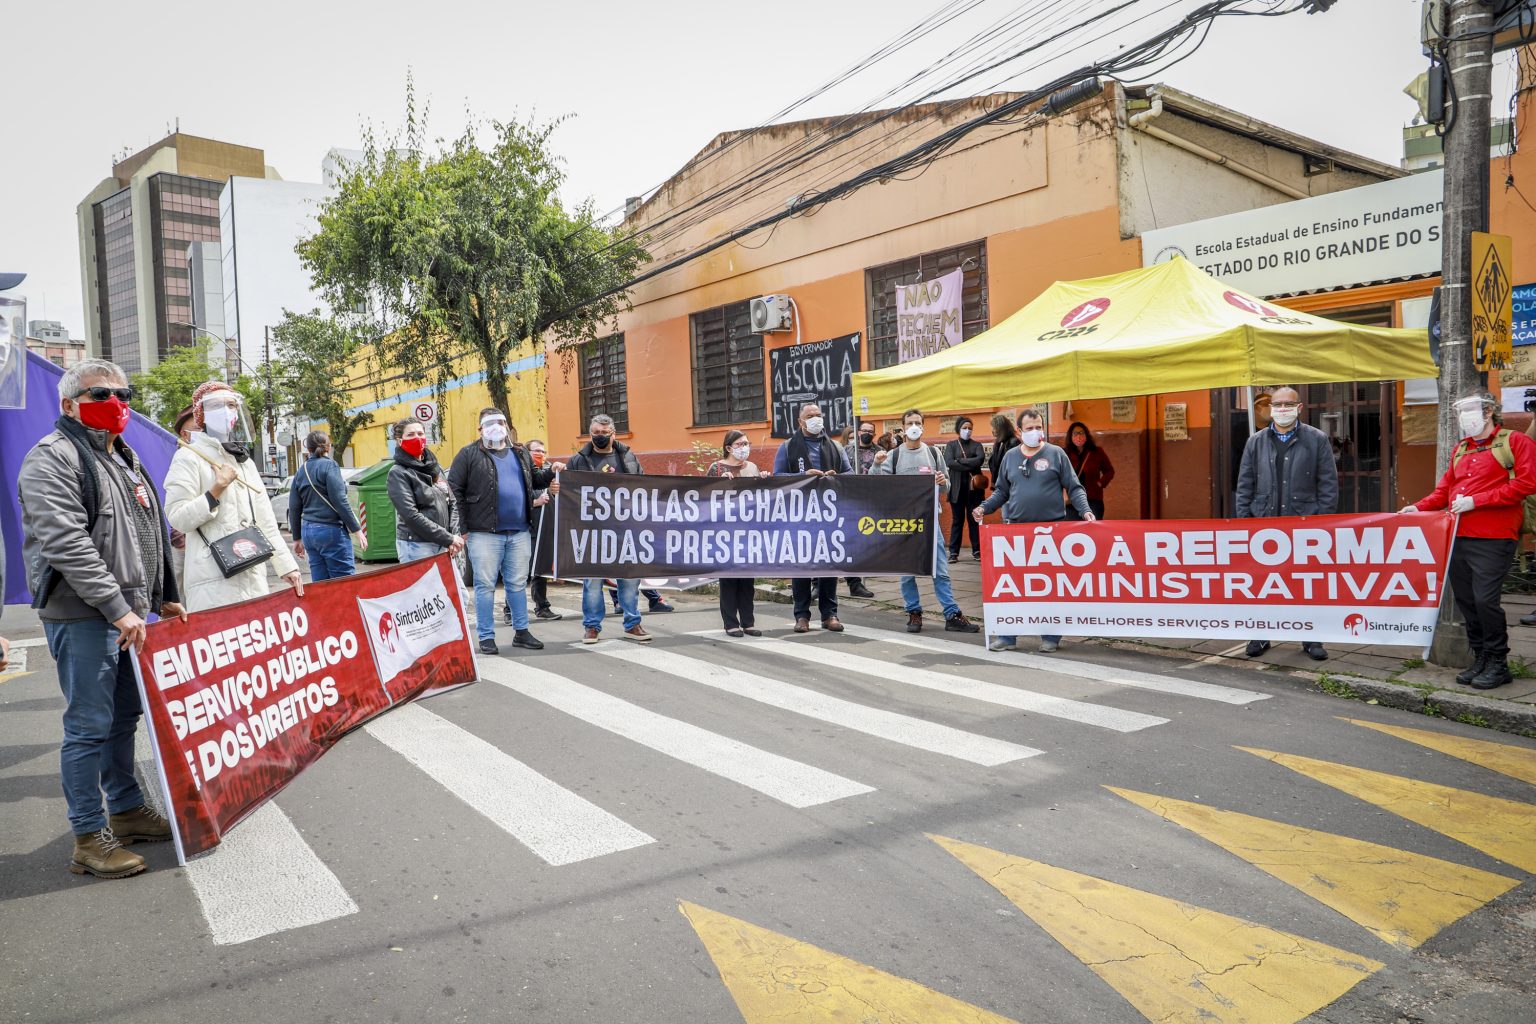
[197,488,274,579]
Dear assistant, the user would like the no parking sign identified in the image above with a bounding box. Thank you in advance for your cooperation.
[411,400,440,442]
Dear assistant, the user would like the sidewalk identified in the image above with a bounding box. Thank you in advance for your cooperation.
[784,556,1536,716]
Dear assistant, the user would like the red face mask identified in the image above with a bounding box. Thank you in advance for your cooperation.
[531,451,546,467]
[400,436,428,458]
[78,396,131,435]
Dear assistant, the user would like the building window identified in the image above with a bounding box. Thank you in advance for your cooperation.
[579,333,629,433]
[865,240,989,369]
[690,301,765,426]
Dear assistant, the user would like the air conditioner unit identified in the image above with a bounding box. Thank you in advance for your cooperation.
[750,294,793,333]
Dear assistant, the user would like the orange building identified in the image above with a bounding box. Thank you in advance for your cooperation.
[544,83,1421,524]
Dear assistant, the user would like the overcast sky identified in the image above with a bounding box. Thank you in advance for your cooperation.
[3,0,1502,340]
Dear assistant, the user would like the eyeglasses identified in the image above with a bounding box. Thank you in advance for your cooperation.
[75,386,134,403]
[1270,402,1300,409]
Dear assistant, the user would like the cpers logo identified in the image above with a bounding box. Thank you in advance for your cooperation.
[1224,290,1308,326]
[858,516,926,536]
[1039,298,1111,340]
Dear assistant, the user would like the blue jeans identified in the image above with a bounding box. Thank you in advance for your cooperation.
[469,530,531,638]
[584,578,640,632]
[44,618,145,835]
[900,536,961,619]
[303,521,356,581]
[396,538,445,563]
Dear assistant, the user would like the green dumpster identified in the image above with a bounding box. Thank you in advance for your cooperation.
[348,461,398,562]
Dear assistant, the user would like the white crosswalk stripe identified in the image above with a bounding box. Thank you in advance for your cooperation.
[826,623,1270,705]
[364,703,655,865]
[587,643,1042,766]
[478,657,874,807]
[706,632,1167,732]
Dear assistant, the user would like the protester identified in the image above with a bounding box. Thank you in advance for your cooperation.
[168,403,195,590]
[388,418,464,566]
[986,413,1021,490]
[18,358,185,878]
[976,407,1091,653]
[704,429,763,637]
[1063,420,1115,521]
[841,421,879,598]
[288,430,364,582]
[166,382,302,612]
[874,409,980,634]
[773,403,850,632]
[944,416,986,561]
[1233,386,1337,662]
[561,413,651,643]
[526,438,561,622]
[1402,390,1536,689]
[448,408,557,655]
[0,520,8,675]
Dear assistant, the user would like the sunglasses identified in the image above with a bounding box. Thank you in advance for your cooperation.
[75,386,134,403]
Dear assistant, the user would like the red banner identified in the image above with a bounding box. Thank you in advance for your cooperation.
[980,513,1457,647]
[131,554,477,860]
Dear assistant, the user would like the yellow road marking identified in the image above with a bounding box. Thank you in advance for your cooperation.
[678,900,1019,1024]
[1108,787,1517,949]
[1343,717,1536,787]
[930,834,1382,1024]
[0,671,31,685]
[1239,747,1536,873]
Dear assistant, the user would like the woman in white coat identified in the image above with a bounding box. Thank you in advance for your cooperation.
[164,381,304,612]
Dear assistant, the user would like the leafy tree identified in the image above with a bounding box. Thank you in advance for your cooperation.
[131,336,217,429]
[297,92,649,415]
[270,310,374,456]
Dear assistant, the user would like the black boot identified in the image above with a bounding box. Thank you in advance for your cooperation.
[1470,657,1513,690]
[1455,651,1488,685]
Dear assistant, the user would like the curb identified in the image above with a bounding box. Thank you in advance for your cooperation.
[1319,674,1536,736]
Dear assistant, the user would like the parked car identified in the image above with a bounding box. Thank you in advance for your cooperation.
[269,465,369,534]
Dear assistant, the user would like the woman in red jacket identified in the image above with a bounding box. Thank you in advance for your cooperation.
[1402,391,1536,690]
[1064,421,1115,520]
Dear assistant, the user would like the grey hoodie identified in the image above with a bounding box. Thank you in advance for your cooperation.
[978,443,1090,523]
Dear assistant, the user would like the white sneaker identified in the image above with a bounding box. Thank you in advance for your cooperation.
[988,638,1016,652]
[1039,638,1059,653]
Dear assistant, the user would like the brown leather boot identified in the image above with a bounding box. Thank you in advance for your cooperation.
[70,827,147,879]
[109,805,172,844]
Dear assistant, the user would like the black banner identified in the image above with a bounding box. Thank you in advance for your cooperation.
[554,471,936,578]
[769,333,861,439]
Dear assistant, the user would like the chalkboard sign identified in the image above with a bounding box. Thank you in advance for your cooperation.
[769,333,861,439]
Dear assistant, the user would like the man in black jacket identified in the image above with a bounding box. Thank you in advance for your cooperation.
[447,408,559,655]
[565,413,653,644]
[1234,386,1339,661]
[772,403,851,633]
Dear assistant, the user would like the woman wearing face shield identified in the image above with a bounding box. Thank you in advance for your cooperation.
[164,381,303,611]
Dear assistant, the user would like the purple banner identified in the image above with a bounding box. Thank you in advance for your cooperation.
[2,351,180,606]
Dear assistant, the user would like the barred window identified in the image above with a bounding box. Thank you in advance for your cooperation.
[579,333,628,433]
[866,240,989,369]
[690,301,765,426]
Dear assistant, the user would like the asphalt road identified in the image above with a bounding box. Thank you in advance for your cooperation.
[2,591,1534,1024]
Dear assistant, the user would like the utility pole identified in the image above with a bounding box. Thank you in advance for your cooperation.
[1429,0,1494,666]
[263,324,277,474]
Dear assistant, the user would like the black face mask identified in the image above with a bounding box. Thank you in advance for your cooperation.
[223,442,252,463]
[858,433,874,447]
[592,435,612,450]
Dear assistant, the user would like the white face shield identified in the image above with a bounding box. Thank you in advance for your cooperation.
[1452,395,1492,438]
[199,390,257,445]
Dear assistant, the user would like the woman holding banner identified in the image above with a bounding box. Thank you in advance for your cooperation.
[707,430,762,637]
[388,418,465,564]
[165,382,303,611]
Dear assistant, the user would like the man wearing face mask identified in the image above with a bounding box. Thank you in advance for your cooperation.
[524,439,562,621]
[1234,386,1337,662]
[839,422,881,599]
[975,408,1091,653]
[448,408,560,655]
[774,403,852,632]
[560,413,651,643]
[19,359,187,878]
[1402,390,1536,689]
[873,409,980,634]
[166,382,302,613]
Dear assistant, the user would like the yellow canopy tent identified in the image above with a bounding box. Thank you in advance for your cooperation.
[851,256,1436,417]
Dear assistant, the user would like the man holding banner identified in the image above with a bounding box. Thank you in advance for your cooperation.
[872,408,979,635]
[1403,390,1536,690]
[975,407,1091,653]
[19,359,185,879]
[773,403,851,633]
